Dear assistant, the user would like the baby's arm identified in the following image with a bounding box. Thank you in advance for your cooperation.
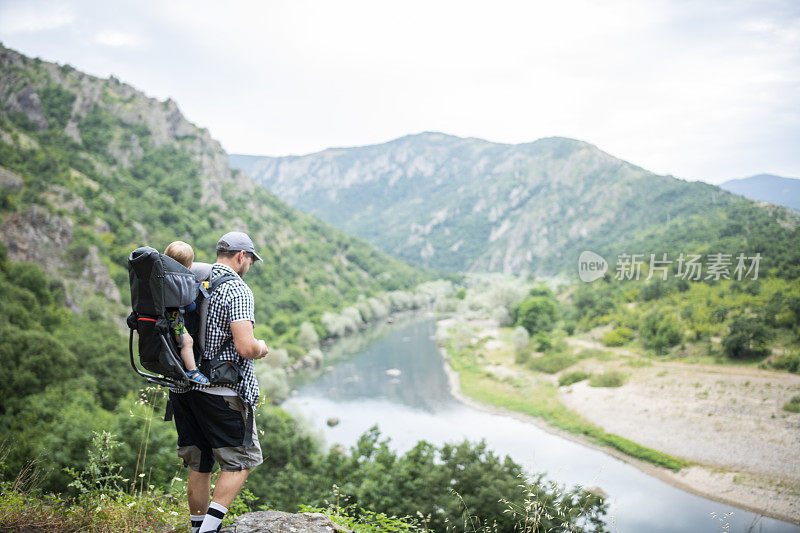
[179,332,195,371]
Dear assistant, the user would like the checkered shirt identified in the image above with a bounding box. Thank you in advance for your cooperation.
[171,263,260,406]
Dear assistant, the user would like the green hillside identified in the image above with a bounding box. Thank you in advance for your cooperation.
[232,133,800,277]
[0,44,430,348]
[0,40,434,496]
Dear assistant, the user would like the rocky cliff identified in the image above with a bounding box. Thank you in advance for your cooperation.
[0,44,426,324]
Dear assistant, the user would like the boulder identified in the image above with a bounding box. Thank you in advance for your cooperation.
[232,510,350,533]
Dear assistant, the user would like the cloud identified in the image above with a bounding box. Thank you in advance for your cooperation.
[93,29,142,47]
[0,1,75,33]
[1,0,797,181]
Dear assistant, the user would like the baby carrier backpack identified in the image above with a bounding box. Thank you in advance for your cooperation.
[126,246,199,387]
[126,247,239,387]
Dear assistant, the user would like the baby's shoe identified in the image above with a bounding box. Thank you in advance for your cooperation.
[186,369,210,385]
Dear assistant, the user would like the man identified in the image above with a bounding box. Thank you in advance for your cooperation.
[169,231,269,533]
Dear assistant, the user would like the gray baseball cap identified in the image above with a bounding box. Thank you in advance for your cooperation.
[216,231,262,261]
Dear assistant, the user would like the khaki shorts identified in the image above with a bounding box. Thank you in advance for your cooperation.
[169,390,262,472]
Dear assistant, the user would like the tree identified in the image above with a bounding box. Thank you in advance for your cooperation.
[514,296,558,335]
[640,310,682,355]
[722,314,770,359]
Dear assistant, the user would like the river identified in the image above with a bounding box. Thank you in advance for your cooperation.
[281,316,799,532]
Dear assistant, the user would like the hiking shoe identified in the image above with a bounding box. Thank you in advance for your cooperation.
[186,369,210,385]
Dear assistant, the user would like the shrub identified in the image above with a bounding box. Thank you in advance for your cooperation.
[558,371,591,386]
[297,321,320,350]
[589,371,627,387]
[782,395,800,413]
[533,331,552,352]
[514,350,531,365]
[492,306,511,326]
[528,351,578,374]
[513,295,558,335]
[722,314,770,359]
[640,311,682,354]
[510,326,529,351]
[602,327,635,347]
[771,352,800,373]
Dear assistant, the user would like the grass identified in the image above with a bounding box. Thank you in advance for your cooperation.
[0,488,189,532]
[0,430,190,533]
[558,371,591,387]
[297,502,425,532]
[624,358,653,368]
[444,332,690,472]
[526,347,603,374]
[589,371,627,388]
[527,351,579,374]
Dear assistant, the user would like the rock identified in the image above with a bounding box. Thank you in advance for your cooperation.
[232,510,351,533]
[0,166,22,189]
[1,205,73,270]
[0,206,120,312]
[326,416,340,427]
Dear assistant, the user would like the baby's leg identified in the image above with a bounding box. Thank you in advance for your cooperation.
[179,333,196,371]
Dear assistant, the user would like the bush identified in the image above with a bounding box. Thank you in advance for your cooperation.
[527,351,578,374]
[513,295,558,335]
[589,371,627,387]
[771,352,800,373]
[558,371,591,386]
[533,331,552,352]
[782,395,800,413]
[510,326,529,352]
[640,311,682,354]
[602,327,634,347]
[722,314,770,359]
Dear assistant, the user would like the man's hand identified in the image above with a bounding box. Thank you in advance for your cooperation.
[255,340,268,359]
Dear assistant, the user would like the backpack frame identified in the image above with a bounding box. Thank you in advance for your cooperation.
[126,246,199,387]
[126,247,240,388]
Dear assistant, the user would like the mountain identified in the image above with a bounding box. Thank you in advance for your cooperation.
[720,174,800,211]
[231,133,800,276]
[0,44,428,343]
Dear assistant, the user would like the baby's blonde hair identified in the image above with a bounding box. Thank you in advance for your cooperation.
[164,241,194,268]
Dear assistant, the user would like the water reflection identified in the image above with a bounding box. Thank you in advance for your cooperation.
[289,317,455,411]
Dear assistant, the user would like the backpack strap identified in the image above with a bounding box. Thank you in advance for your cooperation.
[209,273,238,292]
[201,272,239,361]
[198,272,244,385]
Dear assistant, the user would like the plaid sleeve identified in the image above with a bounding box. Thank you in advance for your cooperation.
[226,283,255,324]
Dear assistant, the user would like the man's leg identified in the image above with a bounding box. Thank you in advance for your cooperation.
[198,469,250,532]
[187,470,212,514]
[212,469,250,508]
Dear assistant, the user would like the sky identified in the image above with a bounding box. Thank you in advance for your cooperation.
[0,0,798,184]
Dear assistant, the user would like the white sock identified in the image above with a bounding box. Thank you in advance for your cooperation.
[191,514,204,533]
[199,501,228,533]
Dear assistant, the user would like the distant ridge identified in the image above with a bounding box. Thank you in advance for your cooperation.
[231,134,800,275]
[720,174,800,211]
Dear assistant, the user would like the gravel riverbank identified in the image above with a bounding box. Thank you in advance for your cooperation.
[437,320,800,525]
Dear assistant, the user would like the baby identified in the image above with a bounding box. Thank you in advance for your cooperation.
[164,241,209,385]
